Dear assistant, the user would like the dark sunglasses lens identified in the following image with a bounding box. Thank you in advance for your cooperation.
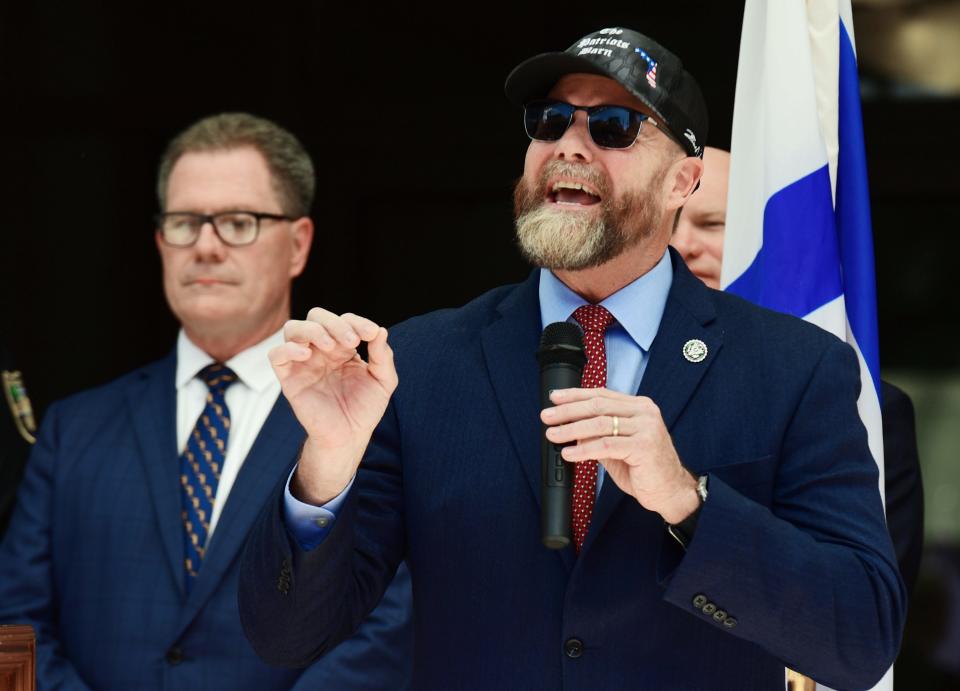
[524,101,573,141]
[589,106,646,148]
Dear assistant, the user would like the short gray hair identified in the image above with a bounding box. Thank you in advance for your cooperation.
[156,112,315,217]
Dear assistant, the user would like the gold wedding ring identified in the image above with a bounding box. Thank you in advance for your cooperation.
[612,415,620,437]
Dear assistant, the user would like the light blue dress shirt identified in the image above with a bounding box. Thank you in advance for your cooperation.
[537,251,673,494]
[285,251,674,549]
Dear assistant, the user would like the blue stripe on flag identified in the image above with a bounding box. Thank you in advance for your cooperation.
[726,165,843,317]
[837,20,882,396]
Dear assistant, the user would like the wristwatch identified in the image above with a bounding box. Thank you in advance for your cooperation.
[667,475,708,549]
[696,474,709,502]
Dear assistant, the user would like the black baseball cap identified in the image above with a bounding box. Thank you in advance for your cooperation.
[505,27,708,158]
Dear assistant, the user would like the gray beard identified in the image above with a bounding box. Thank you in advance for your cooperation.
[513,161,661,271]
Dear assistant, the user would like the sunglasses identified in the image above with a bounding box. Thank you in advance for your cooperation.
[523,99,663,150]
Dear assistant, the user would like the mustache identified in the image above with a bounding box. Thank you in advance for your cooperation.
[538,160,611,198]
[514,161,612,220]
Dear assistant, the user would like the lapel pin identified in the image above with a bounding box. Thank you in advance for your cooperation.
[682,339,708,363]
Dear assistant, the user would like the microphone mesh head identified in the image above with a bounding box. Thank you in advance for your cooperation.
[539,321,584,350]
[537,322,585,366]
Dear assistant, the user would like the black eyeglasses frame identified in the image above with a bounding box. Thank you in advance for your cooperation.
[154,210,294,248]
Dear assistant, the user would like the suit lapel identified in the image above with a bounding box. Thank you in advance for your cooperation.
[480,272,577,571]
[127,352,184,595]
[582,253,724,555]
[479,277,543,495]
[175,395,304,633]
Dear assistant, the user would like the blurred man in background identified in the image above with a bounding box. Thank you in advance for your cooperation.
[0,112,412,691]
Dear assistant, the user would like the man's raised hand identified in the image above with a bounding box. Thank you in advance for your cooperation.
[269,308,398,505]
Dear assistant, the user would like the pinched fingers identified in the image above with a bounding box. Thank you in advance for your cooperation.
[268,341,312,369]
[284,317,341,353]
[366,327,399,393]
[284,310,384,352]
[339,312,381,342]
[300,308,361,349]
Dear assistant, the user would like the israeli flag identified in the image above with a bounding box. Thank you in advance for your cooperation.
[721,1,891,689]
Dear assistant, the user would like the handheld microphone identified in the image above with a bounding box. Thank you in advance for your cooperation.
[536,322,586,550]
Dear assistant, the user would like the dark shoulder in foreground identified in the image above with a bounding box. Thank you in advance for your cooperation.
[387,274,535,345]
[386,254,853,373]
[55,354,172,409]
[38,352,175,441]
[668,250,854,366]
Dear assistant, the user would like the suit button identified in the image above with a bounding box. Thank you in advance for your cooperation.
[692,594,708,609]
[564,638,584,659]
[702,602,717,615]
[712,609,727,623]
[723,617,738,629]
[165,647,183,665]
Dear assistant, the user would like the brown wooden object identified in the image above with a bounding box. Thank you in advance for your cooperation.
[0,626,35,691]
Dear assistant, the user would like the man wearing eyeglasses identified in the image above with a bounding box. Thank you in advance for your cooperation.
[239,29,905,691]
[0,113,412,691]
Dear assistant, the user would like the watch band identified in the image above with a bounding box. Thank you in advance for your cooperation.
[696,474,709,502]
[667,475,708,549]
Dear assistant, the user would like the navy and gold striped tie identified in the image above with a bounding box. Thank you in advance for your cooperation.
[180,363,237,591]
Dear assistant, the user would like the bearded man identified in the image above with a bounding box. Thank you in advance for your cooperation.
[238,28,905,691]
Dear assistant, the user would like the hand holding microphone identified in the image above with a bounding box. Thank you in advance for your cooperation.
[538,321,700,539]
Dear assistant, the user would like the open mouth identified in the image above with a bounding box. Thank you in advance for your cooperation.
[548,180,602,207]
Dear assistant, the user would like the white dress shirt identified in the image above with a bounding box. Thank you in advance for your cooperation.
[175,328,283,540]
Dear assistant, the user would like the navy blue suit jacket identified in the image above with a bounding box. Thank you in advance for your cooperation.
[880,381,924,595]
[0,350,413,691]
[240,252,906,691]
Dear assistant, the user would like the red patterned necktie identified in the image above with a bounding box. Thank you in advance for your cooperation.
[570,304,616,553]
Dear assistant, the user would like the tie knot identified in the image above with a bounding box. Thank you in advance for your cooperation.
[199,363,237,394]
[572,304,615,334]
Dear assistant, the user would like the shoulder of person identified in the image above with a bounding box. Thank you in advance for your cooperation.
[44,353,174,431]
[708,288,852,361]
[388,278,532,347]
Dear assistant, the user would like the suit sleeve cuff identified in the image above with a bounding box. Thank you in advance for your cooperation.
[283,465,355,551]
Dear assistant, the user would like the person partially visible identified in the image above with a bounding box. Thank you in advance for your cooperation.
[0,113,413,691]
[671,145,924,592]
[671,146,728,290]
[1,345,36,537]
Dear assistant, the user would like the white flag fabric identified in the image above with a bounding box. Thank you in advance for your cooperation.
[722,1,891,689]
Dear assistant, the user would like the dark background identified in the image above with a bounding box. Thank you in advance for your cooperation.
[1,2,957,686]
[4,2,955,412]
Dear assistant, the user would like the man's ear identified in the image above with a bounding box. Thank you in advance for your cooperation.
[288,217,314,278]
[667,156,704,209]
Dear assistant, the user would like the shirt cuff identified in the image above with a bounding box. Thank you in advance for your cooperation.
[283,465,355,551]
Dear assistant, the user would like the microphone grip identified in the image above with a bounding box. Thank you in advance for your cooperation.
[540,361,582,549]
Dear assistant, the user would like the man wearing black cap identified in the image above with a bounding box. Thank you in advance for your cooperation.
[239,28,905,691]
